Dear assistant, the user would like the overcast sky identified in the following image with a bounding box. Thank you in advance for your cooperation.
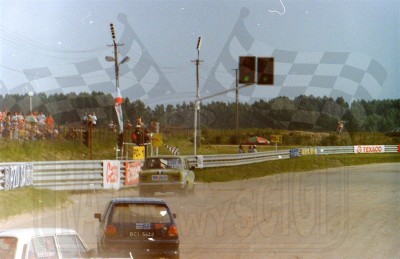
[0,0,398,106]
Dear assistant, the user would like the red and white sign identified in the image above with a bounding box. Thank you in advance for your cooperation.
[124,161,141,186]
[103,160,120,189]
[354,145,385,154]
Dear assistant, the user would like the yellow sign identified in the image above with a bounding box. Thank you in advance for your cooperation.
[270,135,282,143]
[152,133,163,148]
[133,146,145,160]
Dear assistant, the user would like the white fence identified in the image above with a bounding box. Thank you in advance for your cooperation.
[0,145,398,191]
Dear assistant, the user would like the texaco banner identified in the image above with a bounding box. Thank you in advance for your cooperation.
[354,145,385,154]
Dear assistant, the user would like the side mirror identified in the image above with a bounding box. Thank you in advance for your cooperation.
[94,213,102,222]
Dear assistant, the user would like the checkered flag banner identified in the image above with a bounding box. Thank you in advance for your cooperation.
[164,144,180,156]
[203,7,387,105]
[3,13,177,121]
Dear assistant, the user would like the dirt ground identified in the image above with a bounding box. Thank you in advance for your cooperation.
[1,163,399,258]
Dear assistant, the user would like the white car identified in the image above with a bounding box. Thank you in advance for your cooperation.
[0,228,94,259]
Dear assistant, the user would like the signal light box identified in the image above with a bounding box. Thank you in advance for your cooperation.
[239,56,256,84]
[257,57,274,85]
[238,56,274,85]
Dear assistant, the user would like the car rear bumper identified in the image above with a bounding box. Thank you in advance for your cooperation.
[138,182,186,192]
[98,239,179,258]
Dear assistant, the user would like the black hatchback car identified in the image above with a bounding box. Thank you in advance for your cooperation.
[94,197,179,258]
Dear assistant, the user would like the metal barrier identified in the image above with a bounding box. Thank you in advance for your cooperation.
[0,145,398,191]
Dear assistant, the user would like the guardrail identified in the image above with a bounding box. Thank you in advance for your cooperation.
[0,145,398,191]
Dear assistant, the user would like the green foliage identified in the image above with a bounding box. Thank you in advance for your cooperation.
[1,93,398,134]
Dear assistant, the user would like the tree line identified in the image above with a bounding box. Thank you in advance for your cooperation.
[0,92,398,133]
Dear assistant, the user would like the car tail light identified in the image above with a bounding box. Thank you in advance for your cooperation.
[168,224,178,237]
[105,224,117,237]
[173,175,180,181]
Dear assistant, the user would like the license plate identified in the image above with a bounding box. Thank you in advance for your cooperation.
[129,231,155,238]
[152,175,168,181]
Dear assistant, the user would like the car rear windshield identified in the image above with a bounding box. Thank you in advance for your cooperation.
[111,203,171,224]
[144,158,181,169]
[0,237,18,258]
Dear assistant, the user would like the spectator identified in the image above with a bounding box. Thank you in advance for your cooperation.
[109,121,116,132]
[125,120,133,131]
[248,145,254,153]
[37,111,46,130]
[238,145,244,153]
[337,120,344,135]
[88,112,97,128]
[136,116,145,129]
[150,118,159,133]
[46,114,54,131]
[82,112,88,126]
[253,145,257,153]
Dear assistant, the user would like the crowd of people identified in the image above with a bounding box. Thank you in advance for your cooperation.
[0,110,58,141]
[108,116,160,146]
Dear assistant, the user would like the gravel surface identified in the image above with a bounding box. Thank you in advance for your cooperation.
[1,163,399,258]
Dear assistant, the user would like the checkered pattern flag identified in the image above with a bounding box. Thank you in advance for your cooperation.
[3,13,177,122]
[164,144,180,155]
[203,7,387,106]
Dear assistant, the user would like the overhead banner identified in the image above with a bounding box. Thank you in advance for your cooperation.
[103,160,120,190]
[354,145,385,154]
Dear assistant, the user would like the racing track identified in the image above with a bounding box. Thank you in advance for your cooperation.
[1,163,399,258]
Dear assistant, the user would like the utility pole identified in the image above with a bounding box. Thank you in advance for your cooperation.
[106,23,129,159]
[192,36,203,155]
[233,68,239,144]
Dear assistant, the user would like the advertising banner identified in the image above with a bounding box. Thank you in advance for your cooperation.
[354,145,385,154]
[0,163,33,191]
[103,160,120,190]
[124,161,141,186]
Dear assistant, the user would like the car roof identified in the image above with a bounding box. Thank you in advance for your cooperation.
[110,197,167,205]
[0,228,78,239]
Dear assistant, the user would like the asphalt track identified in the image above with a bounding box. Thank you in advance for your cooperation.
[1,163,399,258]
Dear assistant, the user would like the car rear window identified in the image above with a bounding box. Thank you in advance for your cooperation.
[111,203,171,224]
[0,237,18,258]
[29,235,58,258]
[144,158,181,169]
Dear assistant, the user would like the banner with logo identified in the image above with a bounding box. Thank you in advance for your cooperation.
[354,145,385,154]
[103,160,120,190]
[124,161,141,186]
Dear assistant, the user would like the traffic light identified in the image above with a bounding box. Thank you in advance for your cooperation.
[110,23,116,40]
[257,57,274,85]
[82,130,89,147]
[117,133,124,149]
[239,56,256,84]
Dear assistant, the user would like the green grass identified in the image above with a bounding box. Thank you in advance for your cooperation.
[0,187,70,219]
[194,153,400,182]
